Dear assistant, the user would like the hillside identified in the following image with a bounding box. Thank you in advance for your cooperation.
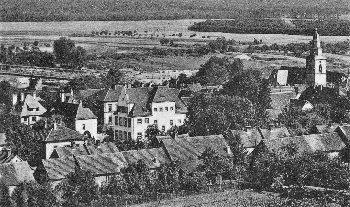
[1,0,350,22]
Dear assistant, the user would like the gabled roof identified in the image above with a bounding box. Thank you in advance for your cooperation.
[42,157,76,180]
[75,102,97,120]
[161,135,229,162]
[263,132,345,154]
[91,86,123,102]
[0,161,35,186]
[122,148,170,169]
[0,150,22,164]
[125,87,187,117]
[45,125,85,142]
[88,142,119,155]
[230,129,263,148]
[50,146,89,159]
[314,124,339,134]
[75,153,127,176]
[14,95,47,117]
[259,127,290,140]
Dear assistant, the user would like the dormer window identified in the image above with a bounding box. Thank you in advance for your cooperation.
[170,107,174,111]
[82,124,86,130]
[159,107,163,112]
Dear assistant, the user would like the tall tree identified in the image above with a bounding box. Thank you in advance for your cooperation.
[58,168,99,207]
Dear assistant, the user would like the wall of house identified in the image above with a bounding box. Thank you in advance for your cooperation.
[75,119,98,138]
[95,175,111,187]
[103,101,118,127]
[45,141,84,159]
[20,115,44,125]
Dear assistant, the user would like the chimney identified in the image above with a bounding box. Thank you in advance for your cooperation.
[70,88,74,96]
[245,126,252,132]
[60,90,65,103]
[53,122,58,130]
[33,92,36,100]
[12,93,18,106]
[226,146,232,155]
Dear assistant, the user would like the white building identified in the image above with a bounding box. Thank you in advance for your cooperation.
[43,124,85,159]
[114,86,187,140]
[306,28,327,87]
[13,94,47,126]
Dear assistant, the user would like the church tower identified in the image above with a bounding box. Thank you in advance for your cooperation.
[306,28,327,87]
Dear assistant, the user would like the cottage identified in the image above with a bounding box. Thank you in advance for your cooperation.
[43,124,85,159]
[122,148,170,169]
[12,94,47,125]
[0,161,35,200]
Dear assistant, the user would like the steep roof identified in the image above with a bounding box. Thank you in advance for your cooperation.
[92,86,123,102]
[122,148,170,169]
[230,128,264,148]
[45,125,85,142]
[0,161,35,186]
[42,157,76,180]
[0,150,21,164]
[125,87,187,117]
[75,153,127,176]
[263,132,345,154]
[161,135,229,162]
[75,102,97,120]
[50,146,89,159]
[88,142,119,155]
[14,95,47,117]
[269,91,296,110]
[259,127,290,140]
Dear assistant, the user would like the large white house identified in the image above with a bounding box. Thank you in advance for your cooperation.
[114,86,187,140]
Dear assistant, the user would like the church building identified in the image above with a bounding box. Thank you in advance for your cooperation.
[306,28,327,87]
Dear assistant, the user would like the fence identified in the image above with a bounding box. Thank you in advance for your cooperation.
[91,180,249,207]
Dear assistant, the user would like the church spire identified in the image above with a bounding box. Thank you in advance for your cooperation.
[311,28,322,56]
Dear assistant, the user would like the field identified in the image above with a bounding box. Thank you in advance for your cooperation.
[131,189,279,207]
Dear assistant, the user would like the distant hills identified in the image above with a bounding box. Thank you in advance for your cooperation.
[1,0,350,22]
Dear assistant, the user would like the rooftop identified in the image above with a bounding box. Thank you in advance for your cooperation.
[45,125,86,142]
[0,161,35,186]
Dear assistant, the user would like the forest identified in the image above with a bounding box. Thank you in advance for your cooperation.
[1,0,350,22]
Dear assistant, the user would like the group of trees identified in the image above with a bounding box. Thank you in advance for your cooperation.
[53,37,87,69]
[189,19,350,36]
[0,44,55,67]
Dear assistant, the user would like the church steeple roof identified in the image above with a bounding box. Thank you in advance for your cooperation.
[311,28,323,56]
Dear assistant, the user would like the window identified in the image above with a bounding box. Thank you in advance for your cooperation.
[137,132,142,139]
[178,119,182,124]
[54,146,57,148]
[165,107,168,111]
[119,131,123,139]
[145,118,149,124]
[162,126,165,131]
[128,132,131,139]
[23,117,28,122]
[32,117,36,122]
[154,120,158,124]
[124,118,127,126]
[119,117,123,126]
[170,120,173,125]
[137,118,142,124]
[124,131,128,139]
[154,108,158,112]
[115,117,119,125]
[128,118,131,128]
[82,124,86,130]
[108,104,112,112]
[36,108,39,111]
[28,108,33,111]
[159,107,163,112]
[108,116,112,124]
[170,107,174,111]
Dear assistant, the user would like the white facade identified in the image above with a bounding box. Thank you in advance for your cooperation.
[75,119,98,138]
[103,101,118,127]
[114,88,186,141]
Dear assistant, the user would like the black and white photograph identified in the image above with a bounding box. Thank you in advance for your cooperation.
[1,0,350,206]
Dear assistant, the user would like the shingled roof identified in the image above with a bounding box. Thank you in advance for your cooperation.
[0,161,35,186]
[270,91,296,110]
[125,87,187,117]
[122,148,170,169]
[230,128,264,149]
[88,142,119,155]
[50,146,89,159]
[45,125,86,142]
[75,153,127,176]
[91,86,123,102]
[42,157,77,180]
[13,95,47,117]
[161,135,229,162]
[263,132,345,154]
[75,102,97,120]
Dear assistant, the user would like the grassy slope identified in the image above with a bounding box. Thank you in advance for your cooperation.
[1,0,350,21]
